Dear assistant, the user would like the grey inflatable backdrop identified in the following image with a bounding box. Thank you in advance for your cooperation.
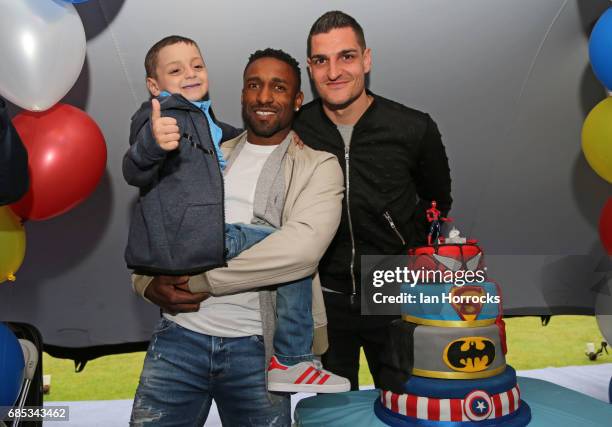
[0,0,611,354]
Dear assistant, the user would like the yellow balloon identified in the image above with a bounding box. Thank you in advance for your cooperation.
[0,207,26,284]
[582,97,612,183]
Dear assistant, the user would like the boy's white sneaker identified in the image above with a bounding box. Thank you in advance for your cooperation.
[267,356,351,393]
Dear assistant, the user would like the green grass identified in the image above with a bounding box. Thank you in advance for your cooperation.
[43,316,609,401]
[504,315,607,370]
[43,352,146,401]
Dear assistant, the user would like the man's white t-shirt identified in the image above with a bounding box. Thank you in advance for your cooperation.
[165,141,277,337]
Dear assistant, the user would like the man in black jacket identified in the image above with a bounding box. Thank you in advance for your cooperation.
[0,97,28,206]
[293,10,452,390]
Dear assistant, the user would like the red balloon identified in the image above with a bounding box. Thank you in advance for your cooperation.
[9,104,107,221]
[600,198,612,255]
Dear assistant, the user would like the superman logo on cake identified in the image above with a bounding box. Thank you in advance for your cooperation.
[450,286,485,321]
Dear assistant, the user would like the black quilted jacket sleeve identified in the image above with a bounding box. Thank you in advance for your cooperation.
[0,97,28,205]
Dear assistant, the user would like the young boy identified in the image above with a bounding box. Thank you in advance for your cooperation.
[123,36,349,393]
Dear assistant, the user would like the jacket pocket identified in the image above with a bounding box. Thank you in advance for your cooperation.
[383,210,407,246]
[169,202,224,271]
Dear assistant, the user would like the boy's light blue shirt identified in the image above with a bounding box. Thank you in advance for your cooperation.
[159,91,226,170]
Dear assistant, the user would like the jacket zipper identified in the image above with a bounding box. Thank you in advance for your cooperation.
[344,145,357,296]
[183,132,215,154]
[383,210,406,246]
[187,108,227,266]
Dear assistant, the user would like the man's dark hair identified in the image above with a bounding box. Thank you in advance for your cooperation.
[145,35,200,78]
[307,11,366,57]
[244,48,302,91]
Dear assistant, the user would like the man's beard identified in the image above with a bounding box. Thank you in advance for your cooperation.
[242,106,284,137]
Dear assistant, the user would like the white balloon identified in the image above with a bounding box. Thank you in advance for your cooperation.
[0,0,86,112]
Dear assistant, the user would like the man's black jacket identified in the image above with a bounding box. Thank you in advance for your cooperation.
[0,97,28,205]
[294,93,452,295]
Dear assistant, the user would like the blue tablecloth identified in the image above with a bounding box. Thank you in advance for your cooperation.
[294,377,611,426]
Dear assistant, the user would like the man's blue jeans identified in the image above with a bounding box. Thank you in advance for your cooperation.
[130,317,290,426]
[225,223,314,365]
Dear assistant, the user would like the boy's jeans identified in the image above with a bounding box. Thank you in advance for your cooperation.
[225,223,313,365]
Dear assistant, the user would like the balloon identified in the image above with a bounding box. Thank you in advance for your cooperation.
[0,0,86,111]
[581,98,612,183]
[0,207,25,284]
[590,8,612,91]
[0,323,24,409]
[600,198,612,255]
[63,1,91,3]
[10,104,107,221]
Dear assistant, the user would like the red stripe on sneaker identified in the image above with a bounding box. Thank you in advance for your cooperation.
[428,398,440,421]
[317,374,330,384]
[306,371,321,384]
[406,394,418,417]
[450,399,463,421]
[391,393,399,413]
[295,366,315,384]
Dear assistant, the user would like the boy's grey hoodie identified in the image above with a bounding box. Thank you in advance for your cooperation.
[123,94,241,275]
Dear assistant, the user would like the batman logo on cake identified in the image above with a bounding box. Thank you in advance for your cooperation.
[443,337,495,372]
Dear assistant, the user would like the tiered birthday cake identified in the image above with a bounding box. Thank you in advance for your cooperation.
[374,228,531,426]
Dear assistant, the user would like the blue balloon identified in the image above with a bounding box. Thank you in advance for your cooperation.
[63,1,90,3]
[0,323,24,409]
[590,8,612,91]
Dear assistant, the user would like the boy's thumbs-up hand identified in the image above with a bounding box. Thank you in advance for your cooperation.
[151,98,180,151]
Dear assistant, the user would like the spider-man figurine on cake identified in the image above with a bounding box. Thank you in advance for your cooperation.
[426,200,453,245]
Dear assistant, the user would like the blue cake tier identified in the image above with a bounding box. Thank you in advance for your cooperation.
[403,366,517,398]
[376,367,530,426]
[374,398,531,427]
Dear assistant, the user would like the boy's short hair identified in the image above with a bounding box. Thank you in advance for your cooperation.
[307,11,366,57]
[244,48,301,91]
[145,35,200,78]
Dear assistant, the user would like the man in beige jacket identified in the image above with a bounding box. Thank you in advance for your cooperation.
[129,49,343,426]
